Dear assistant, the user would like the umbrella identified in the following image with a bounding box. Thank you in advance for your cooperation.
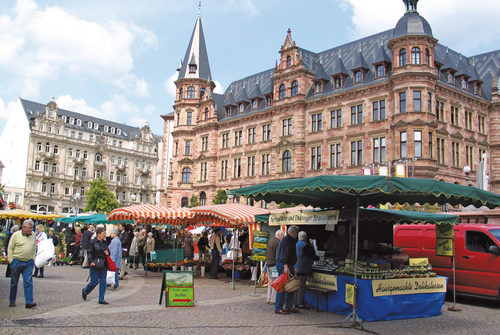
[107,204,193,225]
[232,175,500,324]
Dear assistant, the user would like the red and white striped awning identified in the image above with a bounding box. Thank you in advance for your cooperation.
[107,205,193,225]
[189,204,269,227]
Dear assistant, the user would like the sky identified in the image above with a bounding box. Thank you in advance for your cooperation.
[0,0,499,137]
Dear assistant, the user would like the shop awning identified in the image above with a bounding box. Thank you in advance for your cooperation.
[0,209,62,220]
[107,205,193,225]
[358,208,458,225]
[189,203,269,227]
[55,214,132,225]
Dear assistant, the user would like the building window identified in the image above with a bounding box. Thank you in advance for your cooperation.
[448,72,454,84]
[37,142,42,151]
[279,84,286,100]
[174,142,178,156]
[185,140,191,155]
[400,132,407,158]
[451,106,459,126]
[225,107,231,117]
[181,168,191,183]
[53,146,58,154]
[201,136,208,151]
[189,64,197,73]
[222,133,229,148]
[38,122,44,131]
[41,182,47,193]
[351,105,363,125]
[466,145,473,170]
[411,47,421,64]
[291,81,299,96]
[330,143,342,168]
[252,100,258,110]
[43,162,49,172]
[49,183,55,194]
[427,93,432,113]
[373,100,386,121]
[282,118,292,136]
[262,124,271,142]
[399,48,407,66]
[186,112,192,125]
[261,154,270,175]
[204,108,209,119]
[354,70,362,83]
[376,64,385,78]
[282,150,292,172]
[351,140,363,166]
[373,137,386,163]
[331,109,342,128]
[68,148,73,157]
[52,163,57,173]
[248,127,256,144]
[34,161,40,171]
[181,197,189,207]
[413,91,421,112]
[233,158,241,178]
[187,86,195,99]
[200,162,207,181]
[221,160,228,179]
[311,146,322,170]
[247,156,255,177]
[437,138,445,164]
[286,56,292,68]
[234,130,242,146]
[266,95,272,106]
[461,78,468,90]
[200,192,207,206]
[312,113,322,132]
[400,92,406,113]
[452,142,460,167]
[45,142,50,152]
[425,48,430,64]
[334,76,342,88]
[428,132,433,159]
[315,82,322,93]
[110,171,114,181]
[239,104,244,114]
[478,115,485,134]
[465,110,473,130]
[414,131,422,158]
[436,101,445,121]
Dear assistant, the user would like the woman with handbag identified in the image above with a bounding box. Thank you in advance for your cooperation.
[294,231,314,309]
[82,227,110,305]
[274,225,299,314]
[108,228,122,289]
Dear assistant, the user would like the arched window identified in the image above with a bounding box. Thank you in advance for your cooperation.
[399,48,407,66]
[411,47,421,64]
[286,56,292,68]
[291,81,298,96]
[187,86,195,99]
[178,88,183,99]
[200,192,207,206]
[282,150,292,172]
[182,167,191,183]
[95,153,102,162]
[279,84,286,100]
[181,197,189,207]
[425,48,430,64]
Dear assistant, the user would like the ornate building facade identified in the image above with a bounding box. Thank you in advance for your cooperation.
[21,99,160,214]
[163,0,500,208]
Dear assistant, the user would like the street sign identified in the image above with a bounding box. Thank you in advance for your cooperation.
[168,286,194,307]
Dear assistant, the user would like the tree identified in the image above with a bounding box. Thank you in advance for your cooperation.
[189,194,199,208]
[85,177,119,213]
[213,189,227,204]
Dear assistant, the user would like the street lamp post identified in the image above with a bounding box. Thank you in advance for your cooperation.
[68,193,81,216]
[463,165,471,186]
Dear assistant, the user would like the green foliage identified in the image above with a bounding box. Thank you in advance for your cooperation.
[213,189,227,204]
[84,177,119,213]
[189,194,199,208]
[279,202,296,209]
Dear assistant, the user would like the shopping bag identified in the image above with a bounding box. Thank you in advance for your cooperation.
[106,271,116,286]
[35,239,55,268]
[106,250,117,272]
[283,274,300,292]
[271,272,288,293]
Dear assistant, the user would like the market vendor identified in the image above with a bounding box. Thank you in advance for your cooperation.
[325,222,349,258]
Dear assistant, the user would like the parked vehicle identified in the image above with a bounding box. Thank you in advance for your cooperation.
[394,224,500,298]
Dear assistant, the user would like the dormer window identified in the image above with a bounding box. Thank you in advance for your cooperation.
[286,56,292,68]
[69,117,74,124]
[448,72,455,84]
[76,119,82,126]
[333,76,342,88]
[354,70,362,84]
[279,84,286,100]
[88,121,93,129]
[189,64,197,73]
[94,123,99,130]
[104,125,109,132]
[117,129,121,135]
[291,81,299,96]
[376,64,385,78]
[187,86,195,99]
[225,107,231,117]
[435,64,441,77]
[411,47,421,64]
[315,81,322,93]
[239,103,244,114]
[266,95,272,106]
[252,100,258,110]
[62,116,67,123]
[111,127,116,134]
[399,48,407,66]
[461,78,468,90]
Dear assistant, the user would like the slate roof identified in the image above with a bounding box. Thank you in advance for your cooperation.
[177,16,212,81]
[20,98,160,141]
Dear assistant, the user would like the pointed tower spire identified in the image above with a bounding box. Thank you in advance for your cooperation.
[178,16,212,81]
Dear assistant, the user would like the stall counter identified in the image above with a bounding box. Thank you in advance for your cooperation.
[305,273,448,321]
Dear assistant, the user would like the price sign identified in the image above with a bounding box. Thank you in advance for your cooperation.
[345,283,355,306]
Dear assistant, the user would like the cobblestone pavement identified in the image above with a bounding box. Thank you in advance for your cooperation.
[0,264,498,335]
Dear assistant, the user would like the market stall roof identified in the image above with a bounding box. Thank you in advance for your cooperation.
[231,175,500,209]
[55,214,132,225]
[107,205,193,225]
[189,203,269,227]
[0,209,61,220]
[358,208,459,225]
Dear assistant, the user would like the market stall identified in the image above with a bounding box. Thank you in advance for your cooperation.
[232,175,500,324]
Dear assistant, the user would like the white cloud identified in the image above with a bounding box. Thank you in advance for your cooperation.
[0,98,22,121]
[56,95,100,118]
[341,0,500,54]
[0,0,158,96]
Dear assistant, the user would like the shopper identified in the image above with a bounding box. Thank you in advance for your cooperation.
[68,227,82,265]
[183,232,194,260]
[266,229,285,304]
[209,228,223,279]
[33,224,47,278]
[81,225,95,268]
[82,227,109,304]
[118,223,131,279]
[8,219,37,308]
[145,232,155,264]
[197,232,209,261]
[5,225,20,277]
[137,229,147,268]
[274,225,299,314]
[109,228,122,289]
[128,231,140,269]
[295,231,314,309]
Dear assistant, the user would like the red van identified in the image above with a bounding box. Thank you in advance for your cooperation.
[393,224,500,298]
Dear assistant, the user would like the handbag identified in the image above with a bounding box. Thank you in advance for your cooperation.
[106,249,117,272]
[271,272,288,293]
[283,274,300,292]
[94,257,106,270]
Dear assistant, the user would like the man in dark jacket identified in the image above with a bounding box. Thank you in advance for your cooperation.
[80,225,95,268]
[118,223,131,279]
[274,225,299,314]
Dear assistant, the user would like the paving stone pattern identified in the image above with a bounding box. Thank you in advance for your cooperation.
[0,264,498,335]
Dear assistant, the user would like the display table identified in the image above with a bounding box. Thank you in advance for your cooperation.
[305,273,448,321]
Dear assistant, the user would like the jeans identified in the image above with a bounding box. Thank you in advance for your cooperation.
[33,265,44,277]
[114,269,120,288]
[10,259,34,304]
[138,246,146,267]
[275,262,295,311]
[210,250,220,278]
[83,266,107,302]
